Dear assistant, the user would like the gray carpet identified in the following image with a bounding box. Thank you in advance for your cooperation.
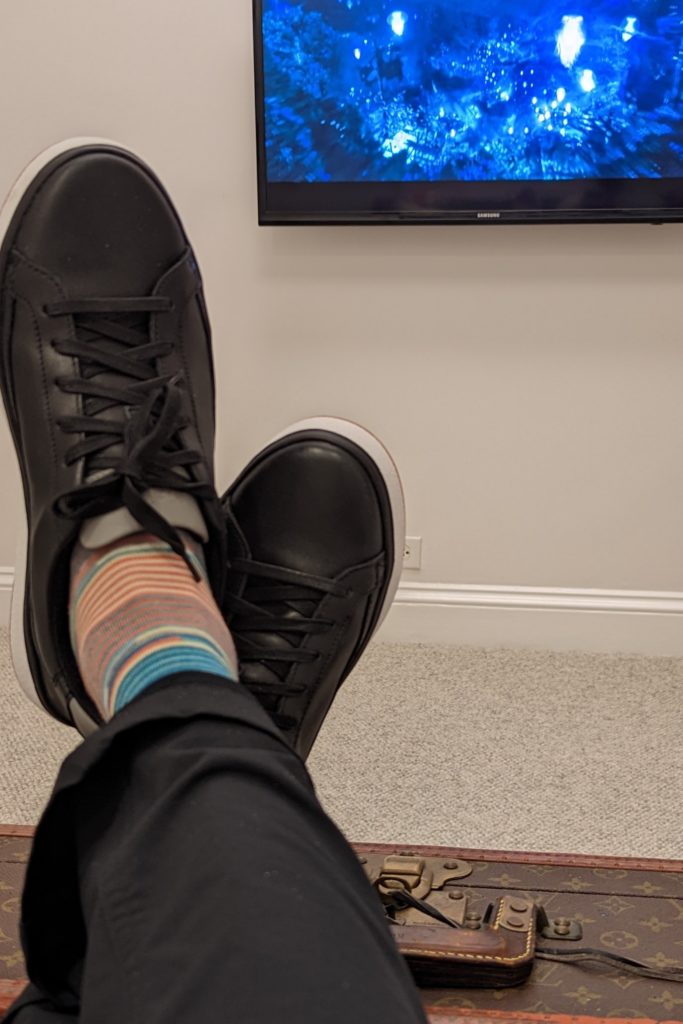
[0,627,680,859]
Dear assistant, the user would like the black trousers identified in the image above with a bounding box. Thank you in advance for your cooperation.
[5,675,428,1023]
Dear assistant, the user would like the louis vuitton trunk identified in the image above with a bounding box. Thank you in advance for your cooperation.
[0,830,681,1023]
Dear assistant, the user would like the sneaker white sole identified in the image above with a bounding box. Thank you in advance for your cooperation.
[1,137,124,714]
[267,416,406,635]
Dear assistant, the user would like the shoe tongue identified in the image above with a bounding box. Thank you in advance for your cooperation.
[240,662,283,697]
[70,307,209,547]
[235,578,319,687]
[77,310,150,479]
[79,489,208,548]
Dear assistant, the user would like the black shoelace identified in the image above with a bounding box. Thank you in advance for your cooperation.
[535,946,683,983]
[223,558,348,730]
[46,296,213,578]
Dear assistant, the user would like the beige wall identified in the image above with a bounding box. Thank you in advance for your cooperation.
[1,2,682,617]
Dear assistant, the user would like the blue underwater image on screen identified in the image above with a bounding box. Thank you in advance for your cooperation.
[261,0,683,183]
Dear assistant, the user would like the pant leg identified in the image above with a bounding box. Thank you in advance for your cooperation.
[3,984,77,1022]
[6,676,427,1024]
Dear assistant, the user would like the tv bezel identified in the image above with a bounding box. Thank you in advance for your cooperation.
[252,0,683,226]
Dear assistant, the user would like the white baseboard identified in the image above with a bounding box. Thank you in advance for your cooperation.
[1,568,682,657]
[378,581,683,656]
[0,568,13,630]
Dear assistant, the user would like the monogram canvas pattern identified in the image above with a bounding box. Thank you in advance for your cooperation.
[357,845,683,1023]
[0,835,30,983]
[0,834,681,1022]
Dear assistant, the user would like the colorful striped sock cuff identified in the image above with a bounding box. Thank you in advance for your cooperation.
[69,530,238,720]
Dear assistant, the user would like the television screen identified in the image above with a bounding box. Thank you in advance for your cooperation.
[253,0,683,223]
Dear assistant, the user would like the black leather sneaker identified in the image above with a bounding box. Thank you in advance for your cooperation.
[221,417,405,759]
[0,139,226,735]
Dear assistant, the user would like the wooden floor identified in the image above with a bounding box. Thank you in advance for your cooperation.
[1,828,682,1023]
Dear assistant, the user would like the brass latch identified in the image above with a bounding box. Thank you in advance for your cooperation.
[372,854,473,902]
[361,854,584,938]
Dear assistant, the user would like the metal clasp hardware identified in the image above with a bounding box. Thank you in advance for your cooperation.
[498,895,535,934]
[540,915,583,941]
[373,854,473,902]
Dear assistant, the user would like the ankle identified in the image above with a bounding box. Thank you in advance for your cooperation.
[69,531,238,719]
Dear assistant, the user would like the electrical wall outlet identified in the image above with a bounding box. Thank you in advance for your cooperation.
[403,536,422,570]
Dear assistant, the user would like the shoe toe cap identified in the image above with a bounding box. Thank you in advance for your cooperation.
[229,438,388,579]
[12,146,186,298]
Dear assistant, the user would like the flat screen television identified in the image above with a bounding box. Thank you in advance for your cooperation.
[253,0,683,224]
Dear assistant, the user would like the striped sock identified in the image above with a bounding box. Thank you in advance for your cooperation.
[69,531,238,720]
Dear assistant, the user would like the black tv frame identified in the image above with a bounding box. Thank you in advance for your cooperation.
[252,0,683,226]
